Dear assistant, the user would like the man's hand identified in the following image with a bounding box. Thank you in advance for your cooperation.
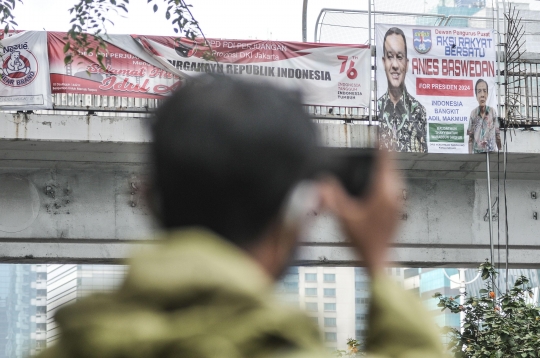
[319,151,403,276]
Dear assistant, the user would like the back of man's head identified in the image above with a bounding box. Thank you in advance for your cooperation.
[151,75,319,247]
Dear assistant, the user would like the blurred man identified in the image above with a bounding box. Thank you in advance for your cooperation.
[468,79,501,153]
[37,76,445,358]
[377,27,427,153]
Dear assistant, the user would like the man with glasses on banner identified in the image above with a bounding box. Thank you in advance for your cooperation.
[468,78,501,154]
[377,27,427,153]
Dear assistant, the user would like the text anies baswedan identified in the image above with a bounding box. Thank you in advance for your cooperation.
[167,60,332,81]
[412,30,495,78]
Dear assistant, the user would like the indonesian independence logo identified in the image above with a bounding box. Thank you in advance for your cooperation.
[413,29,432,54]
[0,42,38,87]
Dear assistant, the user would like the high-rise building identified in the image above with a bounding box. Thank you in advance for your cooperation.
[30,265,47,356]
[298,267,356,351]
[403,268,461,332]
[46,265,128,346]
[278,267,408,350]
[354,268,370,343]
[278,267,357,351]
[0,265,11,358]
[2,264,47,358]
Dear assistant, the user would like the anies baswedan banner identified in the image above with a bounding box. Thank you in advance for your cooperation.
[0,31,52,109]
[375,24,498,154]
[47,32,181,99]
[132,36,371,107]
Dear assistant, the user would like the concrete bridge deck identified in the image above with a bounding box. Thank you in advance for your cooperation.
[0,112,539,267]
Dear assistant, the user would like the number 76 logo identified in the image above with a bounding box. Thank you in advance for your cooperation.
[337,55,358,79]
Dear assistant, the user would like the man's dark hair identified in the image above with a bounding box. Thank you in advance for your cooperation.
[383,27,407,58]
[475,78,488,94]
[151,75,318,247]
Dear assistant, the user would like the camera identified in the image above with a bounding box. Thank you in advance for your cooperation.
[317,148,376,198]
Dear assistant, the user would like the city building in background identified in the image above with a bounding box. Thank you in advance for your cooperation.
[0,263,529,354]
[29,265,47,356]
[46,265,128,346]
[277,267,404,350]
[299,267,355,351]
[0,264,48,358]
[403,268,461,331]
[0,266,10,358]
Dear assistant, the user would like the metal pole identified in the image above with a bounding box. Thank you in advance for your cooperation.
[302,0,308,42]
[504,134,509,292]
[486,152,495,283]
[368,0,373,126]
[501,0,510,294]
[495,0,502,145]
[494,0,503,294]
[459,269,466,334]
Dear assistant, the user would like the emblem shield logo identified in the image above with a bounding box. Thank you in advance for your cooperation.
[413,29,432,54]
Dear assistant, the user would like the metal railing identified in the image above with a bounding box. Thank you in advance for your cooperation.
[314,9,447,44]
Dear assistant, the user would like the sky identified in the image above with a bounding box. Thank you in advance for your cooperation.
[11,0,539,42]
[11,0,368,42]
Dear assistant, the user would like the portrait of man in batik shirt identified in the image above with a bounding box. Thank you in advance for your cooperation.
[468,79,501,154]
[377,27,427,153]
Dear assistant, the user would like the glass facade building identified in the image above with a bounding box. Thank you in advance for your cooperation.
[403,268,461,331]
[0,264,48,358]
[46,265,128,346]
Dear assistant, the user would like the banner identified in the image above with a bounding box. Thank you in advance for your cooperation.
[0,31,52,109]
[133,36,371,107]
[376,24,497,154]
[48,32,181,99]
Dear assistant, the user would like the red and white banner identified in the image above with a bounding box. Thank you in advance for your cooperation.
[0,31,52,109]
[133,37,371,107]
[0,31,370,108]
[48,32,181,99]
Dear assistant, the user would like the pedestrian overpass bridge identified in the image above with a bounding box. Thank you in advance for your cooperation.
[0,111,539,268]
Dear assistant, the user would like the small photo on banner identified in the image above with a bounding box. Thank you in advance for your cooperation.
[375,24,498,154]
[0,31,52,110]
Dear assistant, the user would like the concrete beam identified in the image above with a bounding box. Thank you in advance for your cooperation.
[0,113,539,266]
[0,240,535,269]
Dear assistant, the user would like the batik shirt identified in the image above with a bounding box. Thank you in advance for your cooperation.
[467,106,500,153]
[377,89,427,153]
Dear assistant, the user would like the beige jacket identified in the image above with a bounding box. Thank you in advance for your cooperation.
[37,228,446,358]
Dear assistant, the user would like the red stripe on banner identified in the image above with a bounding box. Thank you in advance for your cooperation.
[416,78,474,97]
